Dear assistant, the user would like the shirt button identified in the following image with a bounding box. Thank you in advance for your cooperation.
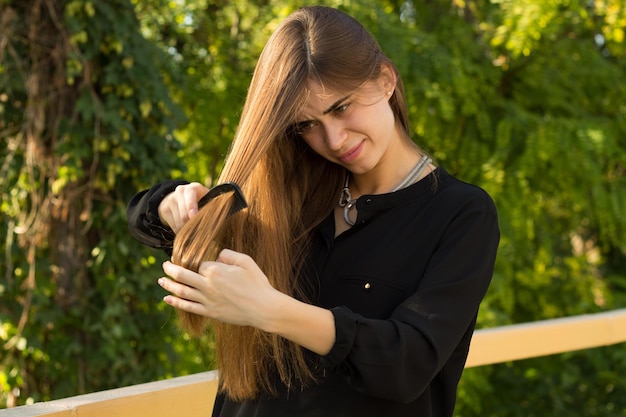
[364,282,372,291]
[365,198,373,204]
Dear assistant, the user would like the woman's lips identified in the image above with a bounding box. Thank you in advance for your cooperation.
[337,141,364,164]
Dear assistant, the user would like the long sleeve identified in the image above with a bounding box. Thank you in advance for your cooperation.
[126,180,189,254]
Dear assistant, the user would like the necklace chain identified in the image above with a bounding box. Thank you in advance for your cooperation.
[338,154,432,226]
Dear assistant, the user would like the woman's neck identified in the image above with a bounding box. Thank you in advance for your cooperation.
[350,142,428,197]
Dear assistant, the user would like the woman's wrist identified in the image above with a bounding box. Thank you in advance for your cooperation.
[259,290,336,355]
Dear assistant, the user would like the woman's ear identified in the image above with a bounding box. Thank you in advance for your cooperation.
[379,63,397,98]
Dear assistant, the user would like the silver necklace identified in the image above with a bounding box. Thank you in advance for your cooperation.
[338,154,432,226]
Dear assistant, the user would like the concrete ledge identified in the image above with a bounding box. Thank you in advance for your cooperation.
[466,308,626,367]
[0,371,219,417]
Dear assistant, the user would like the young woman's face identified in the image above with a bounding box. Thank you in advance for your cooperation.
[294,72,403,175]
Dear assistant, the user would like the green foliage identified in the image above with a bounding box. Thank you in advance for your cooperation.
[385,0,626,415]
[0,0,207,407]
[132,0,277,184]
[1,0,625,415]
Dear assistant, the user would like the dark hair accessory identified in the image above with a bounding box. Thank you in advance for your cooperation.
[198,182,248,216]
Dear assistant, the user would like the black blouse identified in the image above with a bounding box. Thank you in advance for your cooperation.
[126,168,500,417]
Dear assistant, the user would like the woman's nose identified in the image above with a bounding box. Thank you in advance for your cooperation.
[323,120,348,151]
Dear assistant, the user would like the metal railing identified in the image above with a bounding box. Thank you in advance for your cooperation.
[2,308,626,416]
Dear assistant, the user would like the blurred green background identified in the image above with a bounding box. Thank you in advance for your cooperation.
[1,0,625,415]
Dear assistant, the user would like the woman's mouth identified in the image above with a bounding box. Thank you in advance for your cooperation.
[337,141,364,164]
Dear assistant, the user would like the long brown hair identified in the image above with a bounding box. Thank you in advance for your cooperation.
[171,6,411,400]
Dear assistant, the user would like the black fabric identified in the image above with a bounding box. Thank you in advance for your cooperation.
[126,168,500,417]
[126,179,189,255]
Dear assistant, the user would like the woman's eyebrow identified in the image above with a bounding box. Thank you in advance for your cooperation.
[322,95,351,115]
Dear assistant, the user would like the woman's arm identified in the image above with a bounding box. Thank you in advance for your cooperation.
[130,181,337,354]
[159,248,336,355]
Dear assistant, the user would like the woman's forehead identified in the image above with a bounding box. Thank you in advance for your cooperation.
[304,80,344,101]
[297,78,379,117]
[297,81,347,116]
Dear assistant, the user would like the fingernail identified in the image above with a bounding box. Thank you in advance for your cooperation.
[189,208,197,217]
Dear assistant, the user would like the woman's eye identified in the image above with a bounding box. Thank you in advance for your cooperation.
[333,104,350,116]
[293,121,317,135]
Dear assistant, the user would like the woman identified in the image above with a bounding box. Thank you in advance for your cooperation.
[127,6,499,417]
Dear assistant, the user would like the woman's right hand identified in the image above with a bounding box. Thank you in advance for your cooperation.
[158,182,209,233]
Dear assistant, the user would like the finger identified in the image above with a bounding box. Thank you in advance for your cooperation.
[185,182,208,219]
[161,292,206,316]
[173,185,192,230]
[217,248,253,268]
[197,260,228,279]
[158,193,176,230]
[162,261,205,289]
[183,183,200,218]
[158,276,201,303]
[158,187,186,232]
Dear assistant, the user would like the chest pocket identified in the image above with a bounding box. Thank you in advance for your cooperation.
[313,206,436,319]
[320,273,415,319]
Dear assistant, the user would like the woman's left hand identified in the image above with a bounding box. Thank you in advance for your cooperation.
[158,248,278,328]
[159,248,337,355]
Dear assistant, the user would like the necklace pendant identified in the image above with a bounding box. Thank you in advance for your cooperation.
[343,203,356,226]
[339,186,356,226]
[338,172,357,226]
[339,187,352,208]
